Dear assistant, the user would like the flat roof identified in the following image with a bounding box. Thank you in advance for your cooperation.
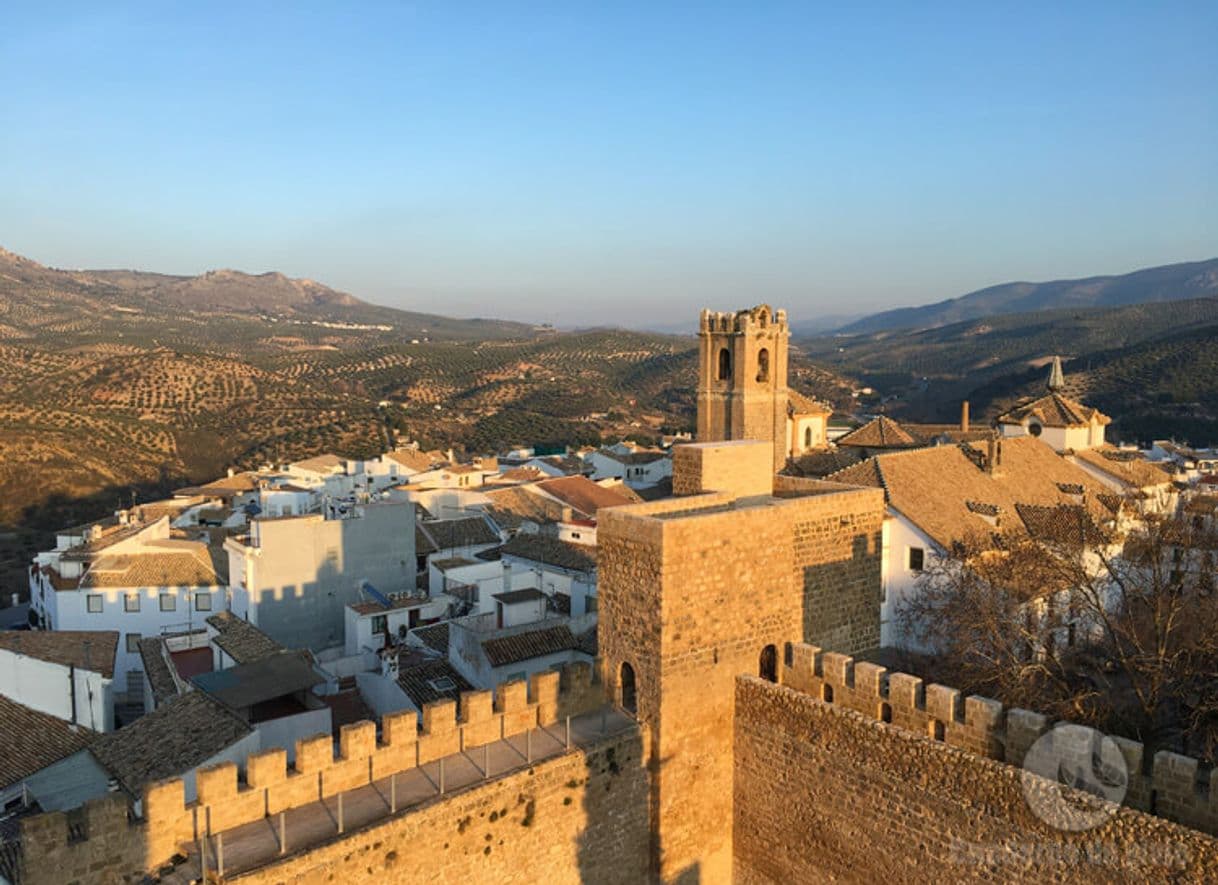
[492,588,548,605]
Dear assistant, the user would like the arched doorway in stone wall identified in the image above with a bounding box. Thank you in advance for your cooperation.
[759,644,778,683]
[620,662,638,715]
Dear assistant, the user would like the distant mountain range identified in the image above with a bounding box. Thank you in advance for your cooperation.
[832,258,1218,335]
[0,246,537,340]
[0,243,852,600]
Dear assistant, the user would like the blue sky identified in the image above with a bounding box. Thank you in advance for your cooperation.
[2,2,1215,327]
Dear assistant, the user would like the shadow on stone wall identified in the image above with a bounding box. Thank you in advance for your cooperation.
[800,530,882,656]
[575,723,654,884]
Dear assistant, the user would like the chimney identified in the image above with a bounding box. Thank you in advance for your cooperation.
[960,401,970,433]
[1047,355,1065,392]
[116,509,129,525]
[986,437,1004,475]
[227,467,236,478]
[561,506,575,523]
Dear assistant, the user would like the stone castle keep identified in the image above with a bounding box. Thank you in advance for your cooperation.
[17,306,1218,883]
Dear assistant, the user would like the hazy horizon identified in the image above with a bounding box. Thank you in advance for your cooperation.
[3,2,1215,326]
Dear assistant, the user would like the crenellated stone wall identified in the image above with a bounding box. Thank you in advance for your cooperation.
[18,661,610,884]
[229,727,650,884]
[732,644,1218,883]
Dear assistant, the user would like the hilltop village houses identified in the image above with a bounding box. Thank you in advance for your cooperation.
[6,304,1217,884]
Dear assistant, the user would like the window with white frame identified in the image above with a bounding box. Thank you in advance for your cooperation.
[86,594,103,614]
[195,592,212,612]
[124,593,140,612]
[159,594,176,612]
[125,633,141,653]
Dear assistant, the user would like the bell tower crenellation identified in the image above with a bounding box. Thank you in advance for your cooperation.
[696,304,790,471]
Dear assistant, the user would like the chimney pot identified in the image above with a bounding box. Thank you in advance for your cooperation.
[961,401,970,433]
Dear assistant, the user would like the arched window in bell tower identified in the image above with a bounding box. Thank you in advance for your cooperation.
[756,348,770,383]
[804,426,813,449]
[717,347,732,381]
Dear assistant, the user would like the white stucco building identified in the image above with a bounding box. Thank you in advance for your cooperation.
[996,357,1110,451]
[29,515,227,701]
[224,501,416,651]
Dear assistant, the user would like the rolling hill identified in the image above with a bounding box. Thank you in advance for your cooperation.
[802,295,1218,446]
[0,245,852,600]
[833,258,1218,335]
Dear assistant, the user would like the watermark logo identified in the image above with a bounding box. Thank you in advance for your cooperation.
[1021,723,1128,831]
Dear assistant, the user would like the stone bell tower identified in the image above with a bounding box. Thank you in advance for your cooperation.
[696,304,790,472]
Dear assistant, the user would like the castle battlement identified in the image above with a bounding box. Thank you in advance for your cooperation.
[17,661,608,883]
[698,304,788,335]
[779,641,1218,836]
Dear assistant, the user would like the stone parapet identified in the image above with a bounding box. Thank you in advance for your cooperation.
[779,641,1218,836]
[19,661,608,882]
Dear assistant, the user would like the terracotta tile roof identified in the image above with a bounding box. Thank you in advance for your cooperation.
[632,479,674,501]
[835,416,919,449]
[1015,503,1106,546]
[482,486,567,530]
[80,542,225,589]
[600,481,646,503]
[137,637,182,705]
[0,695,97,790]
[576,626,598,657]
[787,447,864,478]
[1072,447,1172,489]
[498,466,547,483]
[89,691,252,798]
[827,436,1115,551]
[60,521,146,557]
[825,456,885,490]
[501,534,597,573]
[481,624,578,667]
[0,630,118,678]
[535,476,635,517]
[290,453,345,473]
[787,390,832,416]
[997,393,1110,428]
[192,473,262,495]
[205,611,284,665]
[396,651,472,708]
[410,622,450,656]
[965,501,1002,517]
[415,523,440,555]
[385,448,444,472]
[899,423,996,446]
[422,515,500,551]
[537,455,589,475]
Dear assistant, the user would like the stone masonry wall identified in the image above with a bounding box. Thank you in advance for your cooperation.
[733,652,1218,883]
[672,441,773,499]
[231,727,650,885]
[597,483,884,884]
[19,662,609,884]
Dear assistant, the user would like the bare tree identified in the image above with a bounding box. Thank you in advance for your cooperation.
[897,503,1218,762]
